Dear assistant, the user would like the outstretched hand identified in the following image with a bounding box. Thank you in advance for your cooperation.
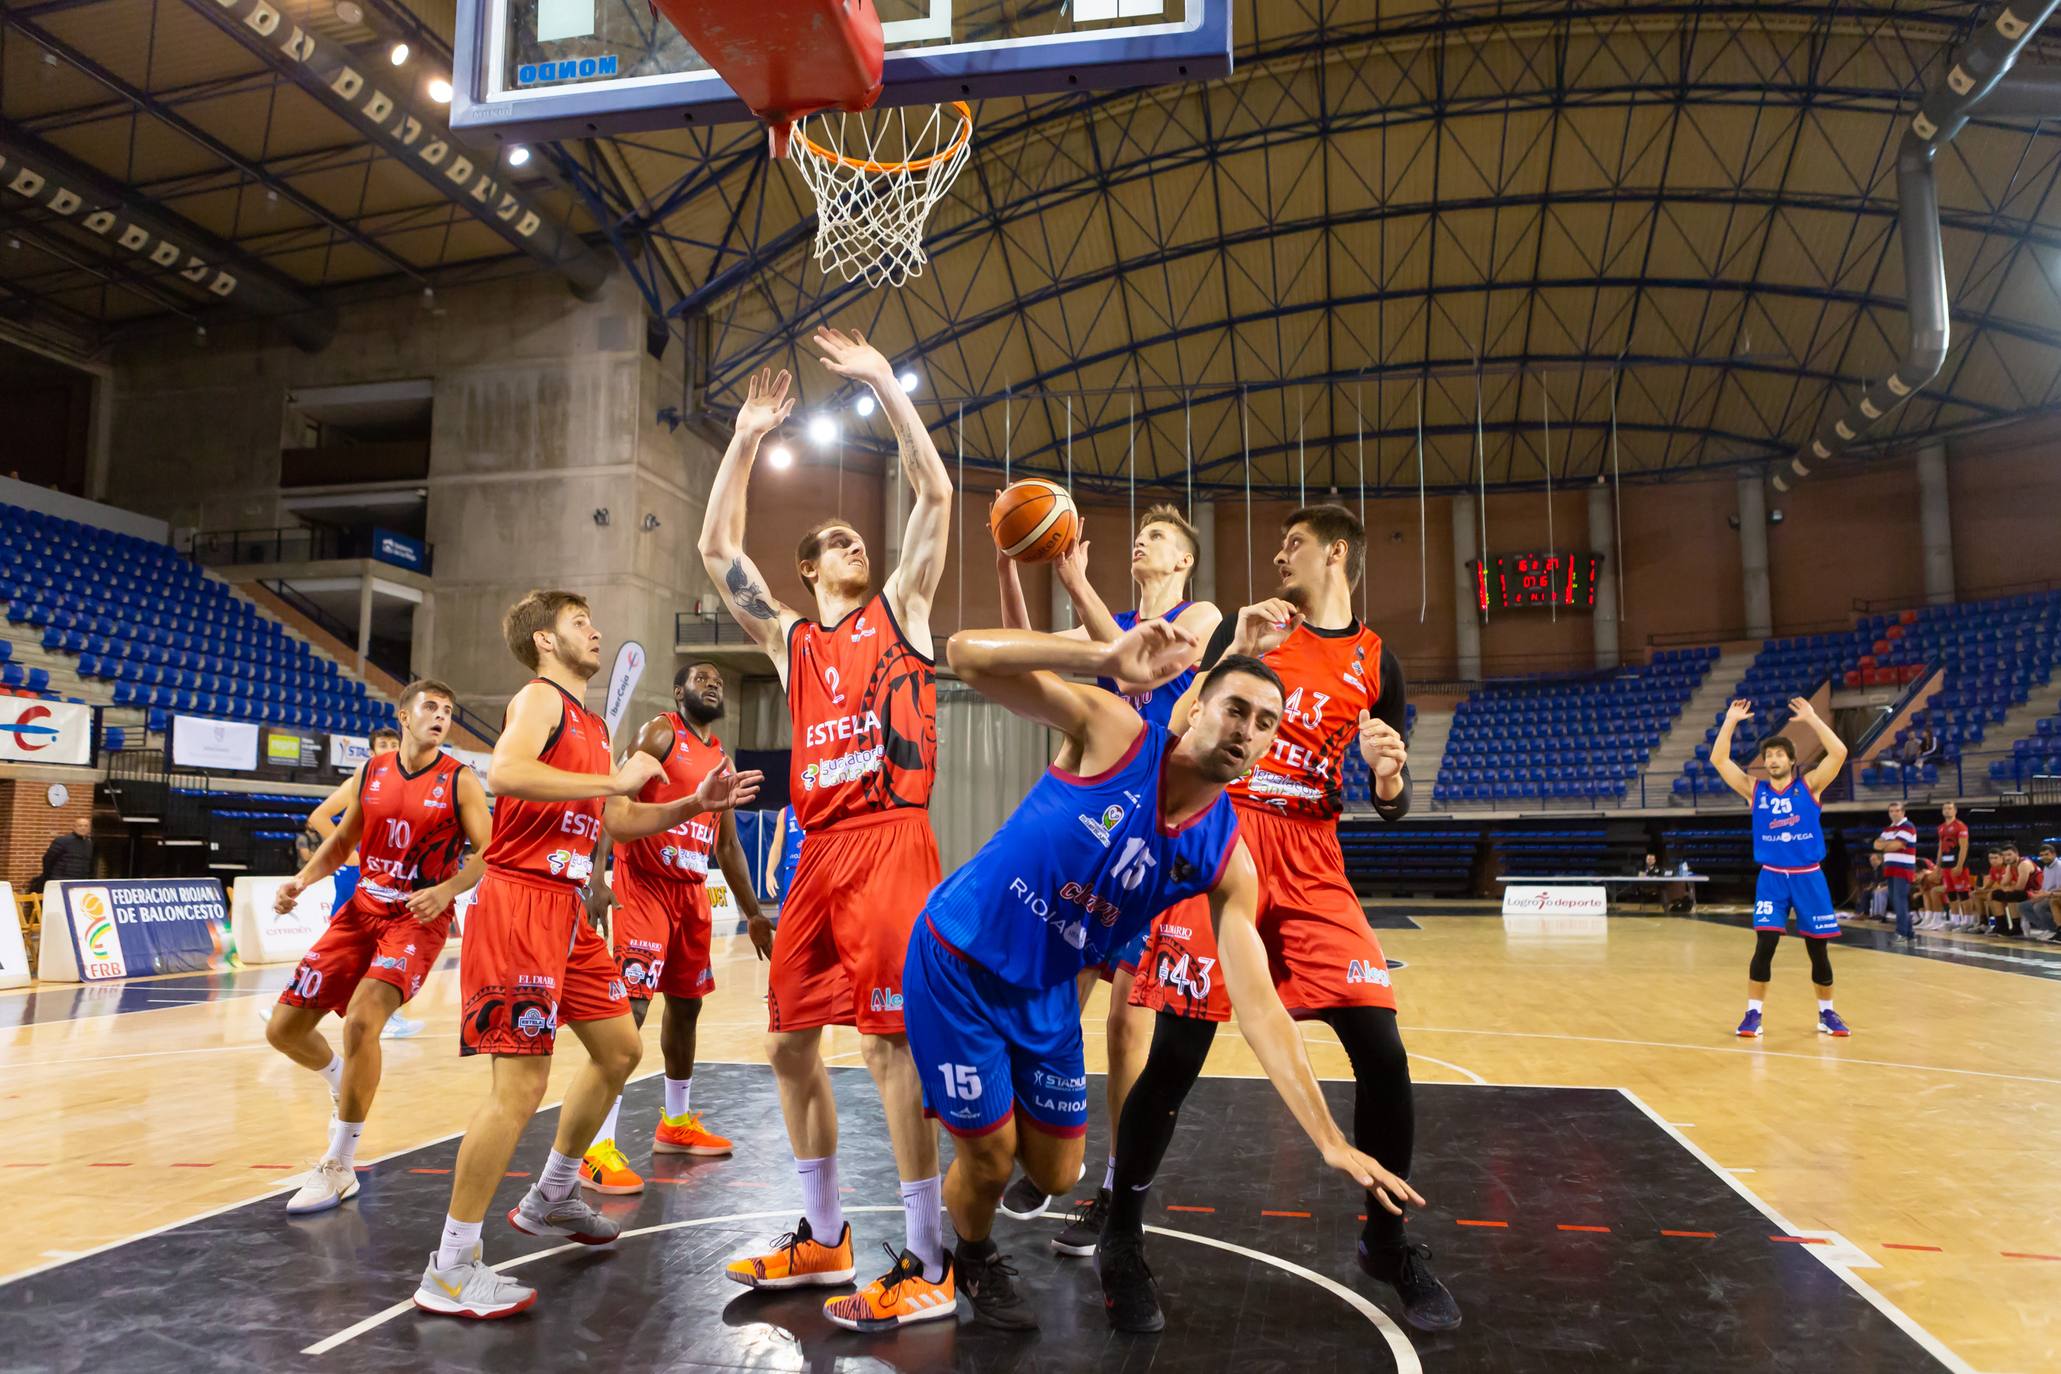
[737,368,797,437]
[1723,698,1754,726]
[1320,1138,1425,1216]
[692,762,765,815]
[1787,697,1821,726]
[811,327,895,390]
[1104,619,1199,691]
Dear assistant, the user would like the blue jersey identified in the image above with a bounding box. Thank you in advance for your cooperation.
[774,805,803,898]
[1097,603,1200,729]
[923,723,1240,990]
[1751,779,1825,868]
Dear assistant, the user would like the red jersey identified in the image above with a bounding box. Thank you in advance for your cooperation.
[786,591,936,831]
[353,748,469,914]
[1936,818,1968,868]
[1229,621,1385,822]
[616,712,724,887]
[482,679,611,886]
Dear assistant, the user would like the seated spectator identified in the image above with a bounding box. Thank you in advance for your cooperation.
[1912,725,1940,767]
[1630,851,1664,905]
[1857,852,1888,921]
[2018,842,2059,942]
[1993,843,2039,939]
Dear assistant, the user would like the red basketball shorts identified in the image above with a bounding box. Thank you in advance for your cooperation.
[1941,866,1973,895]
[611,867,715,1002]
[460,869,628,1057]
[1126,893,1227,1020]
[277,891,450,1015]
[1131,805,1396,1020]
[769,808,939,1035]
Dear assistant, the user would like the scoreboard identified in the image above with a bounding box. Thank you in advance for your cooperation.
[1470,552,1604,612]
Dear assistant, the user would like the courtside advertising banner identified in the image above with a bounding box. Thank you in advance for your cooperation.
[232,874,337,966]
[38,878,231,982]
[0,881,29,989]
[330,734,371,773]
[0,698,94,765]
[604,640,646,740]
[171,714,259,771]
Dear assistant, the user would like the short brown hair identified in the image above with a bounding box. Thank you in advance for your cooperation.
[368,726,402,747]
[1760,736,1796,764]
[503,590,589,671]
[796,518,856,592]
[1283,503,1366,589]
[399,678,456,712]
[1139,504,1199,557]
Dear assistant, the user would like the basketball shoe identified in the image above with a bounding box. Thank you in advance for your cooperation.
[1735,1008,1764,1038]
[1359,1240,1463,1332]
[725,1216,857,1289]
[1818,1008,1852,1037]
[284,1157,360,1216]
[824,1246,960,1332]
[1097,1230,1165,1332]
[997,1174,1051,1221]
[653,1111,732,1156]
[1053,1189,1112,1257]
[381,1013,425,1040]
[508,1185,621,1244]
[579,1138,644,1194]
[413,1243,536,1320]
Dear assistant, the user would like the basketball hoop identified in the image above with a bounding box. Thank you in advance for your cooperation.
[778,101,974,289]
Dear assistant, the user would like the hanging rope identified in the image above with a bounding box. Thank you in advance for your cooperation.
[1241,387,1253,603]
[1184,391,1193,521]
[1128,394,1138,612]
[1356,384,1368,624]
[1542,374,1556,625]
[1065,395,1074,492]
[1415,381,1427,625]
[1611,370,1626,631]
[1003,384,1012,486]
[955,402,965,632]
[1475,364,1489,625]
[1297,390,1307,508]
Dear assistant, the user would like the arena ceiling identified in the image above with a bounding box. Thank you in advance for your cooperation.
[5,1,2061,494]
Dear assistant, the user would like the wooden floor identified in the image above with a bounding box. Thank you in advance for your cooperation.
[3,913,2057,1373]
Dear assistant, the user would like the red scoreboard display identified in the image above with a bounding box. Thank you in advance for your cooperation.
[1470,551,1604,612]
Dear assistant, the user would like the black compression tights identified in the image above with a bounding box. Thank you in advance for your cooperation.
[1107,1006,1417,1251]
[1749,929,1833,985]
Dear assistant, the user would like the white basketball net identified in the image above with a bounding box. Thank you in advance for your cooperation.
[786,101,974,289]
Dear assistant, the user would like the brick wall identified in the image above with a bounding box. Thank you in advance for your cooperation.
[0,778,99,889]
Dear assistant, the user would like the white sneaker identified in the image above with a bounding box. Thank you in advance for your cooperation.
[414,1244,536,1320]
[382,1014,425,1040]
[285,1157,361,1216]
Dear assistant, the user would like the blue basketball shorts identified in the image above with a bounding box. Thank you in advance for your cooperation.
[1754,865,1840,939]
[903,919,1089,1140]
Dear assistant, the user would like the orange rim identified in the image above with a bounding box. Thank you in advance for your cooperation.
[796,101,975,175]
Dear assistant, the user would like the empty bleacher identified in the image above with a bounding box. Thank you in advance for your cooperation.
[1339,821,1481,898]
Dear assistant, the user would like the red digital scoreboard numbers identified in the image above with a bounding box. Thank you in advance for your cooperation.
[1470,552,1604,612]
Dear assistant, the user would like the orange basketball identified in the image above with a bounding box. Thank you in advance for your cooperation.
[989,478,1079,563]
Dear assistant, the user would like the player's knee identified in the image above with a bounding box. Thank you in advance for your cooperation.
[765,1031,820,1081]
[857,1031,906,1079]
[598,1033,642,1086]
[263,1009,297,1053]
[340,1007,381,1057]
[1023,1144,1081,1197]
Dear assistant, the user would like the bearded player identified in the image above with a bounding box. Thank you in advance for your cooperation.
[825,619,1418,1332]
[697,332,953,1316]
[578,660,775,1193]
[993,505,1221,1252]
[411,591,761,1320]
[266,680,489,1215]
[1104,503,1460,1334]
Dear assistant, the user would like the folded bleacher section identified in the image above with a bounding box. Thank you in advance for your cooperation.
[1339,821,1480,897]
[1431,648,1715,807]
[0,502,390,741]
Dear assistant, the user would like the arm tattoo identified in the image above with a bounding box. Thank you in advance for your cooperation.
[726,558,778,621]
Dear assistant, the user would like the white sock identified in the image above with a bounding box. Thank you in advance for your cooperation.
[1818,998,1834,1014]
[436,1215,483,1272]
[326,1118,364,1170]
[317,1053,343,1096]
[537,1148,583,1202]
[1102,1154,1117,1192]
[1746,998,1764,1013]
[592,1096,622,1150]
[664,1076,692,1118]
[796,1155,844,1241]
[901,1175,944,1280]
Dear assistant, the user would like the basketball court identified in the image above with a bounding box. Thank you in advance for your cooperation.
[6,1,2061,1371]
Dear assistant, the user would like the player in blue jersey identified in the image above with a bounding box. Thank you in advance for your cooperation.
[1709,697,1851,1038]
[993,503,1221,1248]
[822,618,1421,1335]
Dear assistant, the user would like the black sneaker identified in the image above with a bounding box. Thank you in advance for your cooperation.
[956,1240,1038,1331]
[1097,1230,1165,1333]
[997,1173,1051,1221]
[1358,1240,1462,1332]
[1053,1188,1111,1257]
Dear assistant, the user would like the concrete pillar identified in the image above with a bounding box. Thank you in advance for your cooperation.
[1451,493,1482,680]
[410,592,435,680]
[1588,485,1620,670]
[881,455,906,569]
[1737,475,1772,641]
[1191,499,1217,606]
[1917,441,1955,605]
[356,574,375,673]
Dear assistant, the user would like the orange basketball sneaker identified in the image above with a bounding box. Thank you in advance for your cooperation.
[578,1139,645,1195]
[653,1110,733,1156]
[824,1248,956,1332]
[725,1216,857,1289]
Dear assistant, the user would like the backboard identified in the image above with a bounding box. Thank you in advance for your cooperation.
[451,0,1233,140]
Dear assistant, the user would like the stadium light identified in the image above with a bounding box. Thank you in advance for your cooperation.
[428,77,453,103]
[807,415,838,447]
[768,444,795,470]
[898,370,919,393]
[508,145,531,167]
[855,394,876,418]
[390,43,410,66]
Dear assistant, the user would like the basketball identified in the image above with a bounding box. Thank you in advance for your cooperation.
[989,479,1079,563]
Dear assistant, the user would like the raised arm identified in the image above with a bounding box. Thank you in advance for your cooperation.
[604,759,764,842]
[1793,698,1849,797]
[696,368,802,666]
[1710,699,1757,802]
[490,681,663,803]
[1165,599,1300,734]
[995,547,1035,632]
[1210,840,1421,1213]
[813,328,952,640]
[946,620,1195,770]
[1054,533,1122,643]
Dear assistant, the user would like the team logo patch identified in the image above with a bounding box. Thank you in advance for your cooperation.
[801,763,819,792]
[869,987,904,1013]
[1078,803,1125,848]
[1346,958,1392,988]
[515,1004,556,1038]
[546,848,573,877]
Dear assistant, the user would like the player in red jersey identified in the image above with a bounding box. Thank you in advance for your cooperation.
[698,333,955,1315]
[265,679,489,1216]
[1100,504,1460,1335]
[1934,801,1973,930]
[413,591,761,1321]
[577,659,775,1193]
